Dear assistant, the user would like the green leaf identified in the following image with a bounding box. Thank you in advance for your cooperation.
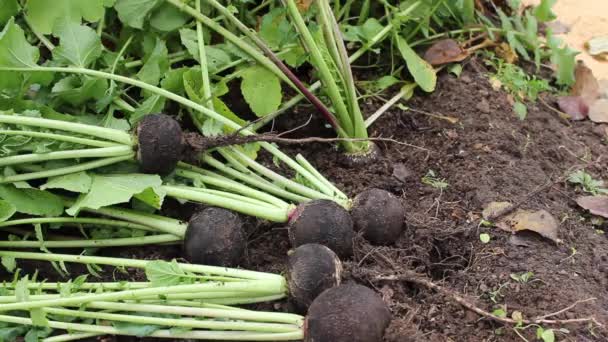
[534,0,557,22]
[0,185,63,216]
[41,172,92,193]
[179,30,232,73]
[259,8,296,49]
[492,308,507,318]
[550,45,578,86]
[113,321,163,337]
[150,3,190,32]
[25,0,108,35]
[51,76,108,106]
[1,255,16,272]
[145,260,192,286]
[513,101,527,120]
[66,173,163,215]
[137,38,169,86]
[0,326,27,342]
[0,199,16,221]
[30,309,48,327]
[479,233,491,244]
[52,22,102,68]
[541,329,555,342]
[24,327,51,342]
[131,94,166,124]
[0,18,39,68]
[0,0,19,26]
[115,0,161,29]
[133,186,165,209]
[240,65,282,117]
[395,36,436,92]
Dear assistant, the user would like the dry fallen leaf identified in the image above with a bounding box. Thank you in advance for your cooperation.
[599,79,608,99]
[557,96,589,121]
[482,201,512,219]
[586,36,608,59]
[501,209,561,243]
[483,202,561,243]
[571,62,600,105]
[296,0,313,11]
[589,99,608,123]
[495,42,518,64]
[423,39,469,66]
[576,195,608,218]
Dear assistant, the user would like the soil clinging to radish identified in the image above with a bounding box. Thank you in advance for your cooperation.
[305,283,392,342]
[136,113,184,175]
[183,207,246,267]
[287,243,342,310]
[288,199,354,258]
[352,188,405,245]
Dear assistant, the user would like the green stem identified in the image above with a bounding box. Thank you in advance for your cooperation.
[42,307,301,333]
[295,154,347,200]
[44,333,100,342]
[162,185,289,222]
[0,145,133,167]
[0,130,120,148]
[0,217,156,232]
[251,4,411,131]
[0,280,283,311]
[0,234,180,249]
[283,0,354,137]
[75,205,187,236]
[197,156,311,203]
[0,114,133,145]
[228,148,345,205]
[195,0,214,111]
[74,301,303,324]
[0,66,335,196]
[0,315,303,341]
[0,250,282,281]
[164,0,291,86]
[124,51,189,69]
[0,154,134,183]
[175,168,290,209]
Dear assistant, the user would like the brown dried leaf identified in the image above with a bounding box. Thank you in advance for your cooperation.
[576,195,608,218]
[423,39,469,66]
[557,96,589,121]
[296,0,313,12]
[482,201,512,220]
[586,36,608,58]
[589,99,608,123]
[493,208,561,243]
[495,42,518,64]
[571,63,600,105]
[599,79,608,99]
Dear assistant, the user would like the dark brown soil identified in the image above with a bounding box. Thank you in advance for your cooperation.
[6,60,608,341]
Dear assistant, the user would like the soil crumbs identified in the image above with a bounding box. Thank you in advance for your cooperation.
[11,60,608,342]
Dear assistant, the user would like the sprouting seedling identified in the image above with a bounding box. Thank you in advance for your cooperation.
[567,170,608,195]
[422,170,449,190]
[510,271,536,284]
[0,248,391,342]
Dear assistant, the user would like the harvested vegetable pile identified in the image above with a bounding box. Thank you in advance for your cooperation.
[0,0,606,341]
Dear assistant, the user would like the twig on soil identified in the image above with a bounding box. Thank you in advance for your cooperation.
[538,95,571,125]
[375,273,604,327]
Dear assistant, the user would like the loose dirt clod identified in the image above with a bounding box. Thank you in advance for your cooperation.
[305,283,392,342]
[183,207,246,267]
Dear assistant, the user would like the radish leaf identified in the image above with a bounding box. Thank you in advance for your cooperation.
[395,35,436,92]
[240,65,282,117]
[0,185,64,216]
[52,22,102,68]
[66,174,163,215]
[41,172,92,193]
[115,0,162,29]
[25,0,109,35]
[0,199,16,222]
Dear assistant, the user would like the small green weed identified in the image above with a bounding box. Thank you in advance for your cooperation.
[568,170,608,195]
[485,55,553,120]
[421,170,449,190]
